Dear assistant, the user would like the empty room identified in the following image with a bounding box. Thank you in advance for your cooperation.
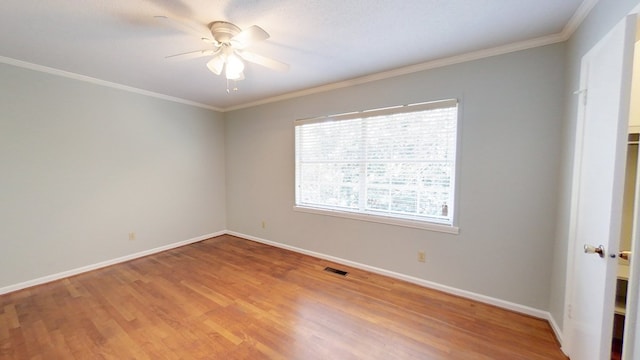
[1,1,640,359]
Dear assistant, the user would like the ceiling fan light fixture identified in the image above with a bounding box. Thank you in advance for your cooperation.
[225,53,245,80]
[225,69,243,80]
[206,54,225,75]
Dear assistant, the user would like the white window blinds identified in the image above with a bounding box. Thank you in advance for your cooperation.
[295,99,458,227]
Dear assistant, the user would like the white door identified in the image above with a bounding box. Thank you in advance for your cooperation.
[567,15,637,360]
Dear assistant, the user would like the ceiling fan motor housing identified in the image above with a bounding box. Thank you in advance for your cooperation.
[209,21,241,44]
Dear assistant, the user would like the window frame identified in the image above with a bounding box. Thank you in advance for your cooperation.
[293,99,460,234]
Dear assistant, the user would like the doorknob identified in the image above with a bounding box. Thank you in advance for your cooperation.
[584,244,605,258]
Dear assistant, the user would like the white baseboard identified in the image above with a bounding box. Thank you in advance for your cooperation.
[227,230,553,321]
[0,231,225,295]
[547,313,567,355]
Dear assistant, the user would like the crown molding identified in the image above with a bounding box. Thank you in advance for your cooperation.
[560,0,600,41]
[560,0,598,41]
[223,32,567,112]
[0,56,222,112]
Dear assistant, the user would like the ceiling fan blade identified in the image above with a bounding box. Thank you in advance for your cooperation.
[230,25,269,49]
[154,15,214,43]
[165,49,215,61]
[237,51,289,72]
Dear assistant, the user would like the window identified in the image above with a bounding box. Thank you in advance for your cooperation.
[294,99,459,233]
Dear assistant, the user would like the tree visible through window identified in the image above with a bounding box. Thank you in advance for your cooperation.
[295,99,458,228]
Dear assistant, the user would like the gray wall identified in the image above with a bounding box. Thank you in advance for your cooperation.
[225,43,566,310]
[549,0,640,333]
[0,63,227,288]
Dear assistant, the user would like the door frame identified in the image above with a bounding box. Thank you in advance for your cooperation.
[622,8,640,359]
[563,9,640,359]
[561,41,589,357]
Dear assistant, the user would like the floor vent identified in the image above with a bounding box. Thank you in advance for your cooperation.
[324,267,348,276]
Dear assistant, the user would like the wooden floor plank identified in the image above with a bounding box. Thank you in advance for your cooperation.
[0,234,567,359]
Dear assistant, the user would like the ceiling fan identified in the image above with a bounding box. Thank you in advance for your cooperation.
[155,16,289,85]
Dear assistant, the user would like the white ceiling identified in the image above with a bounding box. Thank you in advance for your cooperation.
[0,0,589,111]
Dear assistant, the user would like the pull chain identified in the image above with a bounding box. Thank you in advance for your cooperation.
[226,78,239,94]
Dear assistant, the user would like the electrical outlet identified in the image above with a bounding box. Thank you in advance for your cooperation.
[418,251,426,263]
[128,232,136,241]
[261,221,266,229]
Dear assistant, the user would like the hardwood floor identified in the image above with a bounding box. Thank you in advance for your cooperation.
[0,235,567,359]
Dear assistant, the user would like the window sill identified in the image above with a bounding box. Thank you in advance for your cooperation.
[293,205,459,234]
